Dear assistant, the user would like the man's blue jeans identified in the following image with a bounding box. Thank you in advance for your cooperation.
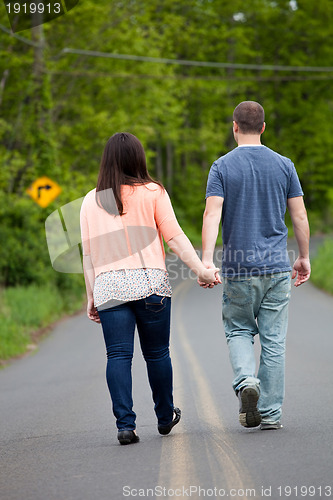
[222,272,291,424]
[98,295,173,431]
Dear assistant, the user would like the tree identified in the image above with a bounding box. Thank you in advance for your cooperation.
[1,0,333,285]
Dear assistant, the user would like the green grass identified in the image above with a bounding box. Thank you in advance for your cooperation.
[0,283,85,361]
[311,238,333,295]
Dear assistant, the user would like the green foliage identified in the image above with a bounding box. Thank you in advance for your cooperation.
[0,192,54,286]
[311,239,333,295]
[1,0,333,292]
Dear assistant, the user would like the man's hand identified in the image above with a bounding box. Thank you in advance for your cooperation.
[197,261,221,289]
[292,257,311,287]
[87,297,101,323]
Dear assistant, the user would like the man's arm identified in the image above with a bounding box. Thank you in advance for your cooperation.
[202,196,224,267]
[287,196,311,287]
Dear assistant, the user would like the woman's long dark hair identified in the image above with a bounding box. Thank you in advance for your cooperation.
[96,132,162,215]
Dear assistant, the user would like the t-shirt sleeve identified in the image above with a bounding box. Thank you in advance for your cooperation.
[287,162,304,199]
[80,201,90,255]
[155,188,184,242]
[205,161,224,199]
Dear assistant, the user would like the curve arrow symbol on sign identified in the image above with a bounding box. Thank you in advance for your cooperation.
[37,184,52,199]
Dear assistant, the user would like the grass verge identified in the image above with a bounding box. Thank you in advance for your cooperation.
[0,282,85,364]
[310,238,333,295]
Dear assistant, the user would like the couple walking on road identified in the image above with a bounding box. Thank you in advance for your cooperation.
[80,101,311,445]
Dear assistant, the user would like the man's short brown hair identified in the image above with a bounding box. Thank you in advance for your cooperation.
[233,101,265,134]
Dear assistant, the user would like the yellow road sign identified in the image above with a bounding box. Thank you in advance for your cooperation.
[26,176,62,208]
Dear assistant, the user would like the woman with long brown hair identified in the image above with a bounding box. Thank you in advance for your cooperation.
[80,132,219,445]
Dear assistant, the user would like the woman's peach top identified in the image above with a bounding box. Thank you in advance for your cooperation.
[80,183,183,280]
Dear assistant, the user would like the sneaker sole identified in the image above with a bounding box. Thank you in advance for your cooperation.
[239,387,261,428]
[260,422,283,430]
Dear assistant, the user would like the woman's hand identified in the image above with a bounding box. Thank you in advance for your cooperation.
[87,297,101,323]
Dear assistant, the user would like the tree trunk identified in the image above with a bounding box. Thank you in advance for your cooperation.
[0,69,9,108]
[155,142,163,181]
[166,141,173,194]
[32,16,45,83]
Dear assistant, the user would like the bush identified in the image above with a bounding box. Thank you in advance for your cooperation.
[0,193,56,287]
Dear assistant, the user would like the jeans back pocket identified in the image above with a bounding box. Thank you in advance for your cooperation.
[267,273,291,303]
[144,294,167,313]
[222,278,252,306]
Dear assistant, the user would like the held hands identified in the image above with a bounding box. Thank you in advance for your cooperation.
[292,257,311,287]
[197,255,311,289]
[197,261,221,289]
[87,297,101,323]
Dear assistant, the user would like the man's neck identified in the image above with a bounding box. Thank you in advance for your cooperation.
[237,134,262,146]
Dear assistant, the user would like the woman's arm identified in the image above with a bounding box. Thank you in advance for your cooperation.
[154,188,220,285]
[80,205,100,323]
[167,233,220,285]
[82,254,100,323]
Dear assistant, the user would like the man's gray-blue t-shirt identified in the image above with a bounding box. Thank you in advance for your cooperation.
[205,145,303,277]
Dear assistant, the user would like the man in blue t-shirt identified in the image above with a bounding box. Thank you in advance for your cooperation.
[201,101,311,430]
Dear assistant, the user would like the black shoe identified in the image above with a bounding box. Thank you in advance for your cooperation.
[260,421,283,430]
[158,407,181,435]
[238,386,261,428]
[117,430,140,445]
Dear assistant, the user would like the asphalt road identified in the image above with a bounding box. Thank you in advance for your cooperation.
[1,249,332,500]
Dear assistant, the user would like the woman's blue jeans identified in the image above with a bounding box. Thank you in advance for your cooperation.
[98,295,173,431]
[222,272,291,424]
